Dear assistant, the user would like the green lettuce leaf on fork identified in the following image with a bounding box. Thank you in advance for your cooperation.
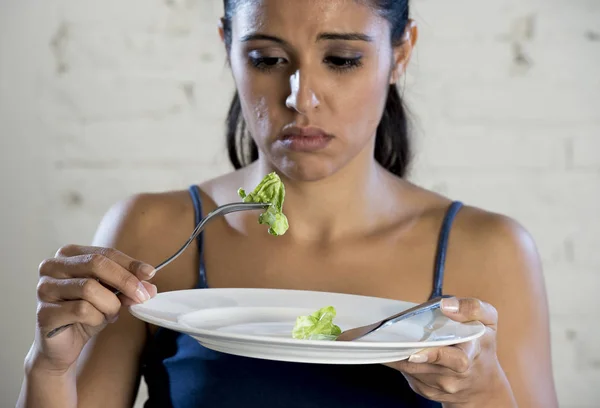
[238,171,289,236]
[292,306,342,341]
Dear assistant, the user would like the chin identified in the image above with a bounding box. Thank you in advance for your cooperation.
[270,154,342,183]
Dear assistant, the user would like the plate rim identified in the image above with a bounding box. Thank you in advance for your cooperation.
[129,287,487,349]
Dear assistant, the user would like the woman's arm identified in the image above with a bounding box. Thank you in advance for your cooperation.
[74,196,161,407]
[388,210,558,407]
[18,192,196,408]
[467,214,558,407]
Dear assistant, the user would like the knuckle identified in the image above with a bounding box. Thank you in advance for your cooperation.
[74,301,93,319]
[438,378,460,394]
[80,279,100,299]
[120,273,140,293]
[101,247,119,259]
[86,253,107,270]
[55,244,78,258]
[431,349,445,365]
[462,298,482,317]
[128,260,145,274]
[38,258,55,276]
[36,277,52,299]
[455,354,471,373]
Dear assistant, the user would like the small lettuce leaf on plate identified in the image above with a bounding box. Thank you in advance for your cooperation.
[292,306,342,341]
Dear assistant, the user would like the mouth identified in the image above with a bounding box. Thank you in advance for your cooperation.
[277,125,334,152]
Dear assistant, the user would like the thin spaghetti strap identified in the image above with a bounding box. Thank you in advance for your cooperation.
[189,185,202,235]
[188,185,208,289]
[430,201,464,300]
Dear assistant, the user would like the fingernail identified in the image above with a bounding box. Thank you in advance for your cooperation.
[141,264,156,279]
[109,315,119,324]
[136,283,151,303]
[409,353,428,363]
[441,297,460,313]
[148,284,158,298]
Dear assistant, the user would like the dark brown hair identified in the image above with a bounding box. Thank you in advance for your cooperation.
[222,0,412,177]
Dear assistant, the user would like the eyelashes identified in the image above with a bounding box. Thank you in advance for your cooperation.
[249,56,284,72]
[248,54,363,74]
[324,56,363,72]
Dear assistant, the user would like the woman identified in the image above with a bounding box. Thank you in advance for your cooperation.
[17,0,558,407]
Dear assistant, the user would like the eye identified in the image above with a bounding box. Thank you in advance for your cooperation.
[249,55,287,72]
[324,56,363,72]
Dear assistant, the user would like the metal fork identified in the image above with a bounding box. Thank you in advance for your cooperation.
[46,201,271,338]
[335,295,452,342]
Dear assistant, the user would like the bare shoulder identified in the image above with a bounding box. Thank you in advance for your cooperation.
[93,189,193,250]
[402,180,545,301]
[454,205,536,250]
[447,204,545,299]
[92,188,199,292]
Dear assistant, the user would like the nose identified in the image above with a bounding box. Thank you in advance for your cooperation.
[285,70,320,114]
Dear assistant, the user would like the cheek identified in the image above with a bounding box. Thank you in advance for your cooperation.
[330,52,392,136]
[335,73,389,136]
[249,96,271,138]
[231,60,282,142]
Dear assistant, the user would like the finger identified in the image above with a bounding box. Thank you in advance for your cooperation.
[38,277,122,322]
[388,360,451,376]
[440,297,498,328]
[120,281,157,306]
[396,364,470,397]
[402,374,445,401]
[412,373,469,396]
[39,255,152,304]
[455,338,482,361]
[37,300,107,336]
[52,245,156,280]
[403,345,473,374]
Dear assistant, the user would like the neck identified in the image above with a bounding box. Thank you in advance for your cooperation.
[250,155,401,243]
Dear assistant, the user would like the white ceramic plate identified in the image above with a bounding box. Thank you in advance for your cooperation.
[129,288,485,364]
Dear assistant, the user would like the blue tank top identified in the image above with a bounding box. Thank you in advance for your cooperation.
[140,186,464,408]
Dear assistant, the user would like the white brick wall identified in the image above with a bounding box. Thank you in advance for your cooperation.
[1,0,599,407]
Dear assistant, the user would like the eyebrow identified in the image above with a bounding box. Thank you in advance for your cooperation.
[240,32,373,44]
[317,33,373,42]
[241,33,286,44]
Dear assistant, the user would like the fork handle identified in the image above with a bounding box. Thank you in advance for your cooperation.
[379,295,452,330]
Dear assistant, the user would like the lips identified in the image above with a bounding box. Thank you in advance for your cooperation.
[278,126,333,152]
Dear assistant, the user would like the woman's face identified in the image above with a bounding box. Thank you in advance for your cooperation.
[225,0,408,181]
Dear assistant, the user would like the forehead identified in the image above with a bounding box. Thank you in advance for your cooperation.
[231,0,389,41]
